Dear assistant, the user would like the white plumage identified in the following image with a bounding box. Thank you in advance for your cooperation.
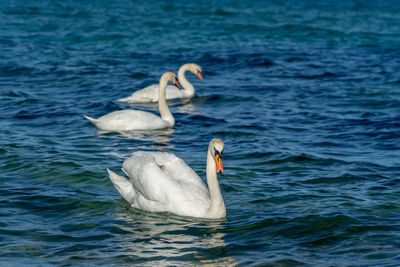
[84,72,178,131]
[108,139,226,219]
[118,63,203,103]
[83,110,170,131]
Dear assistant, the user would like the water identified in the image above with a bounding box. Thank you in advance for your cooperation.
[1,0,400,265]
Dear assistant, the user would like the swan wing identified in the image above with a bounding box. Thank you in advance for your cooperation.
[122,152,210,216]
[165,86,185,100]
[119,84,159,103]
[137,151,208,193]
[93,110,169,131]
[119,85,184,103]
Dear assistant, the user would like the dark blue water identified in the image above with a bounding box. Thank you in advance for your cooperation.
[1,0,400,265]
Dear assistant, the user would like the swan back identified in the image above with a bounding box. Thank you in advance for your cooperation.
[84,110,170,131]
[123,151,208,197]
[121,151,211,217]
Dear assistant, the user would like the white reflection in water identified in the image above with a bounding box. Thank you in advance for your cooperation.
[96,128,174,145]
[120,98,206,115]
[113,209,237,266]
[177,97,207,115]
[120,128,174,144]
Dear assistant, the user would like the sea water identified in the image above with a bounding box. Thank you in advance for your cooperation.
[1,0,400,265]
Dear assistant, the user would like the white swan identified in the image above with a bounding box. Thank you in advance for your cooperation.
[107,138,226,219]
[118,63,203,103]
[84,72,179,131]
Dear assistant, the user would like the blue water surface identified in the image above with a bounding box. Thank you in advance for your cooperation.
[1,0,400,265]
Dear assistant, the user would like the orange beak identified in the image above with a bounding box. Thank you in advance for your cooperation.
[175,80,181,89]
[197,72,203,80]
[215,154,223,174]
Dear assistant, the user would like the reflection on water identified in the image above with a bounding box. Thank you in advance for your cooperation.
[120,98,205,115]
[120,102,160,109]
[177,97,208,115]
[97,128,175,159]
[177,101,197,114]
[96,128,174,145]
[113,209,237,265]
[120,128,174,144]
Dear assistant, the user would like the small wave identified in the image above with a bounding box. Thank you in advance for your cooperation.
[284,56,308,63]
[229,124,267,131]
[266,153,321,165]
[0,38,16,47]
[295,71,341,79]
[199,54,225,64]
[304,174,369,184]
[226,217,281,232]
[275,71,343,80]
[205,94,260,103]
[56,10,91,19]
[130,72,148,79]
[90,33,130,41]
[214,8,235,16]
[187,114,226,124]
[14,110,41,119]
[383,178,400,187]
[276,23,344,37]
[4,90,34,98]
[3,6,41,15]
[0,64,34,77]
[212,130,258,137]
[198,52,274,68]
[186,8,236,17]
[246,57,274,67]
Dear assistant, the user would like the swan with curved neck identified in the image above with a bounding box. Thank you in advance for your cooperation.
[84,72,179,131]
[118,63,203,103]
[107,138,226,219]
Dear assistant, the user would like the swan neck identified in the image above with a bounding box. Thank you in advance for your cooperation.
[206,149,226,218]
[158,77,174,126]
[178,66,195,98]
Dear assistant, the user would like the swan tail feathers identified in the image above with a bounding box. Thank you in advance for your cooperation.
[107,168,136,203]
[117,96,132,103]
[83,115,98,125]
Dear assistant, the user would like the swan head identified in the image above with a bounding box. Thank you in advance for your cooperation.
[161,71,181,89]
[210,138,224,174]
[185,63,203,80]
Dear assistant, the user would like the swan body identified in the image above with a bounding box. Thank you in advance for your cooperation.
[83,110,170,131]
[119,63,203,103]
[84,72,178,131]
[108,138,226,219]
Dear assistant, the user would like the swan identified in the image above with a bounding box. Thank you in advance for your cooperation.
[107,138,226,219]
[118,63,203,103]
[84,72,179,131]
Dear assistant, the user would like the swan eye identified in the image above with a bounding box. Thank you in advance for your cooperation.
[214,148,223,158]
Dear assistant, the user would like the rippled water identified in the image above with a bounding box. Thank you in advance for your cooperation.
[1,0,400,265]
